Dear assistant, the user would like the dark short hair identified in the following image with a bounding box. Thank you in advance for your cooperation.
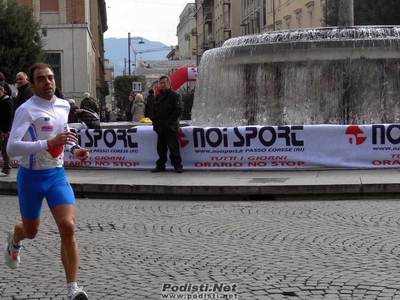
[148,89,154,95]
[28,62,53,84]
[0,72,5,82]
[159,75,170,83]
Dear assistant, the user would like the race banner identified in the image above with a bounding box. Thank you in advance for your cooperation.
[4,124,400,170]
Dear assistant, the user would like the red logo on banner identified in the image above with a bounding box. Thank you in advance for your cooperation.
[179,128,189,148]
[345,125,367,145]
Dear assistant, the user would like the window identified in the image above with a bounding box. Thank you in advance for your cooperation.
[263,0,267,26]
[275,20,282,30]
[46,53,62,92]
[40,0,59,12]
[305,2,315,28]
[294,8,302,28]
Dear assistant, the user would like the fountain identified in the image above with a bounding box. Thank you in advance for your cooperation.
[193,26,400,126]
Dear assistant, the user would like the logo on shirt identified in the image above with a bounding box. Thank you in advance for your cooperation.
[42,126,54,132]
[48,146,64,158]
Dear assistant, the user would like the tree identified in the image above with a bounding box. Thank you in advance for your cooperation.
[323,0,400,26]
[113,75,146,110]
[323,0,339,26]
[0,0,46,81]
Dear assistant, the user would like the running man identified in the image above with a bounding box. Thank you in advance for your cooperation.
[4,62,90,300]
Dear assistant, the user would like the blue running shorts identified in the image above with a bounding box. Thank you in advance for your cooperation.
[17,166,76,220]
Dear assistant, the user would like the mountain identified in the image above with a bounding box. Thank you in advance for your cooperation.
[104,37,172,76]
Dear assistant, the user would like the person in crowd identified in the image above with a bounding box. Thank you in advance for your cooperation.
[125,94,134,121]
[5,62,90,300]
[55,86,64,99]
[100,105,110,122]
[67,99,79,123]
[0,82,14,176]
[14,72,34,111]
[145,89,155,118]
[116,110,124,121]
[80,92,98,113]
[108,109,117,122]
[182,89,194,120]
[150,75,183,173]
[0,72,13,97]
[131,93,146,122]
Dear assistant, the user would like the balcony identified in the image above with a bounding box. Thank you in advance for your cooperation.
[223,23,231,32]
[200,41,210,50]
[190,28,197,36]
[207,34,215,43]
[204,12,213,24]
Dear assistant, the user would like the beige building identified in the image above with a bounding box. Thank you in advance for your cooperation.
[184,0,324,65]
[177,3,197,61]
[240,0,323,33]
[193,0,241,64]
[17,0,108,106]
[104,58,114,110]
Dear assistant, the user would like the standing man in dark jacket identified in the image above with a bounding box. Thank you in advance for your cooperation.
[0,82,14,175]
[14,72,34,111]
[145,89,156,118]
[150,75,183,173]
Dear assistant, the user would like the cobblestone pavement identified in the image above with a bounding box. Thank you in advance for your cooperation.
[2,197,400,300]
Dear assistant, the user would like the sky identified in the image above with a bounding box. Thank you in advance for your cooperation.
[104,0,193,46]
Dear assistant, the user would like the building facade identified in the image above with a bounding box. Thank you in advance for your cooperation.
[240,0,324,34]
[17,0,108,106]
[177,3,197,61]
[104,58,114,110]
[184,0,324,65]
[193,0,241,64]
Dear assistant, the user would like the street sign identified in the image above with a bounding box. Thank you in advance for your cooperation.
[132,81,142,92]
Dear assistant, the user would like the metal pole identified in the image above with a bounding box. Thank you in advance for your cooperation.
[272,0,276,31]
[134,51,137,76]
[128,32,131,76]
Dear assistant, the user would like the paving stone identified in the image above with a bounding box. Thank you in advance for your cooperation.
[2,197,400,299]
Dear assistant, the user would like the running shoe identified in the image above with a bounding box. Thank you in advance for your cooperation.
[4,231,20,269]
[67,287,88,300]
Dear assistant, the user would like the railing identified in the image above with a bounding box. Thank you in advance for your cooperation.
[204,12,213,23]
[223,23,231,32]
[200,41,210,49]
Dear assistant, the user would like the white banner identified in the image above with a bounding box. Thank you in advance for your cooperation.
[5,125,400,170]
[187,67,198,80]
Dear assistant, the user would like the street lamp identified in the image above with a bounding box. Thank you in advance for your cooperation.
[128,32,145,76]
[130,44,147,76]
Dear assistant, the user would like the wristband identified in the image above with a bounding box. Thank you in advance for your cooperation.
[70,144,82,154]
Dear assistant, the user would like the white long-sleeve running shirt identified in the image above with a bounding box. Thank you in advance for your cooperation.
[7,95,71,170]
